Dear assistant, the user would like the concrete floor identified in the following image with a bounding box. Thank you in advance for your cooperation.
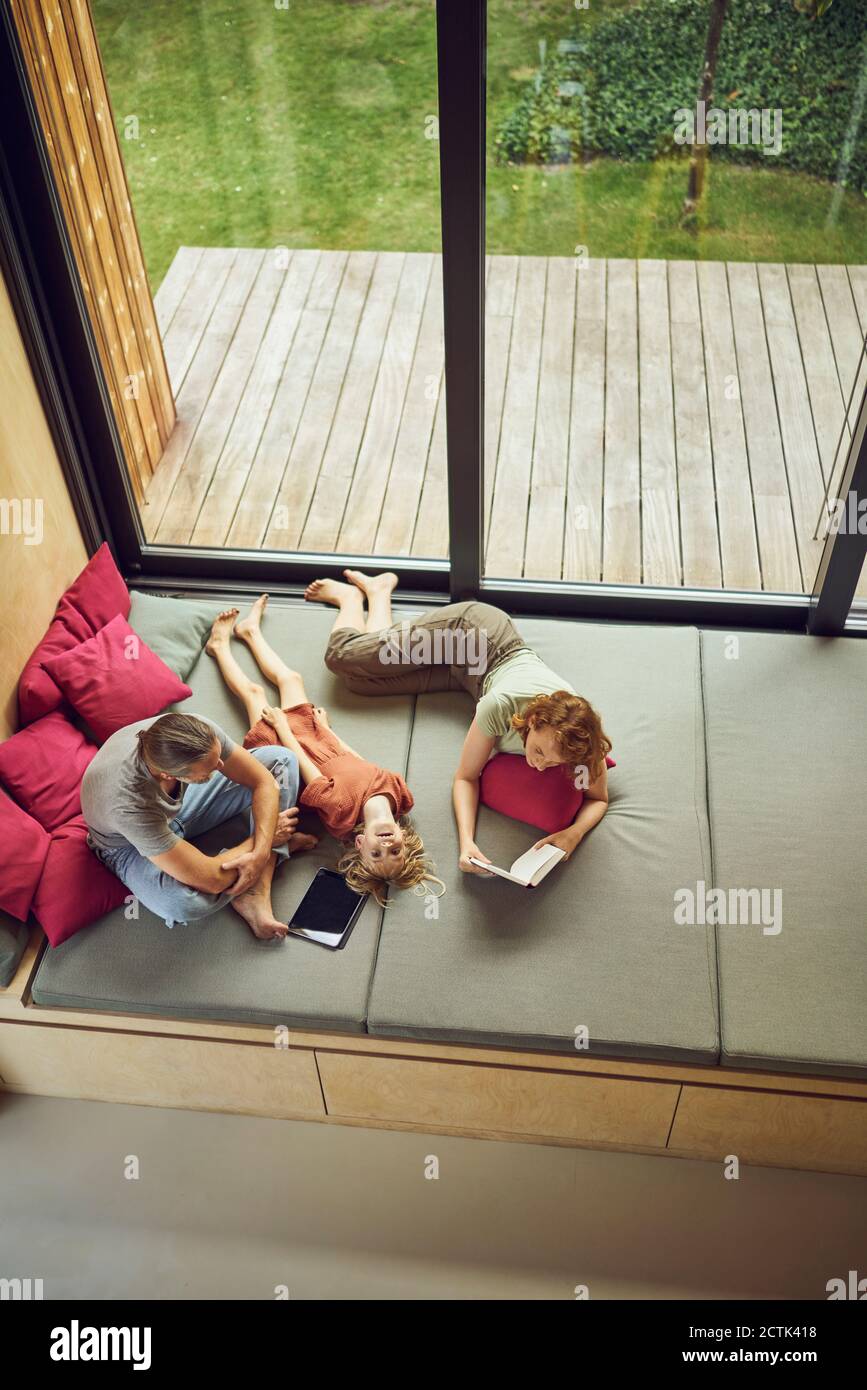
[1,1091,864,1300]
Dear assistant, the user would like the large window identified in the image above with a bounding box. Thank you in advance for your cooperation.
[93,0,447,566]
[4,0,866,630]
[483,0,867,599]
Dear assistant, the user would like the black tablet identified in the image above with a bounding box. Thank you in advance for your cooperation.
[285,868,368,949]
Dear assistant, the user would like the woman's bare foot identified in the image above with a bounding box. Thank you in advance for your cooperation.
[343,569,398,598]
[304,578,357,607]
[205,607,240,656]
[234,593,269,642]
[287,832,318,854]
[231,885,287,942]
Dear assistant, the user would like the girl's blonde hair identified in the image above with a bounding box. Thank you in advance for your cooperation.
[336,816,445,908]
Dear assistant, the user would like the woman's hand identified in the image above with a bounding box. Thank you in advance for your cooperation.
[459,842,494,875]
[531,828,582,861]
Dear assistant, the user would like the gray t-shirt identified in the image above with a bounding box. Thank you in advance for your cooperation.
[475,649,575,755]
[81,716,235,858]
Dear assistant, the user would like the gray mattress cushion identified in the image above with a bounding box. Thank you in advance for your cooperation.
[128,590,225,679]
[0,909,28,989]
[31,603,413,1032]
[702,630,867,1079]
[368,619,719,1063]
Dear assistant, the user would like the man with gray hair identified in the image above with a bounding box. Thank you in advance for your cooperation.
[81,711,315,940]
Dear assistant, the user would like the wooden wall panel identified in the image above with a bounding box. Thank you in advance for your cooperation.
[0,265,88,740]
[10,0,175,501]
[669,1085,867,1178]
[317,1050,679,1148]
[0,1023,325,1119]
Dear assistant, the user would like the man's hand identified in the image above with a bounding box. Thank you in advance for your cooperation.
[272,806,300,847]
[220,846,270,896]
[459,842,494,875]
[531,828,582,861]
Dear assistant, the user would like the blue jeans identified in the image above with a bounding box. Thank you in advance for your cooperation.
[96,747,299,929]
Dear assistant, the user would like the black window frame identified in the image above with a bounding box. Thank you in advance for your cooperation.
[1,0,865,632]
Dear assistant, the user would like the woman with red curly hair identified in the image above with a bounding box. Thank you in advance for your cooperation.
[305,570,611,876]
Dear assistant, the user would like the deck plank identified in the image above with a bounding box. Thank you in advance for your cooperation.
[156,253,284,545]
[337,253,433,554]
[142,250,261,540]
[375,260,445,556]
[226,251,343,549]
[411,376,449,558]
[668,260,721,589]
[190,251,319,547]
[725,262,801,592]
[160,247,239,396]
[563,258,605,582]
[153,247,203,341]
[484,256,518,548]
[524,257,576,579]
[484,257,547,578]
[299,252,407,552]
[602,260,642,584]
[757,263,827,591]
[261,252,377,550]
[638,259,680,587]
[697,261,761,590]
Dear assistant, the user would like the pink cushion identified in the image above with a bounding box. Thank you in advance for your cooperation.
[41,614,192,743]
[18,543,130,724]
[0,711,98,831]
[0,789,50,921]
[480,752,616,834]
[32,815,128,947]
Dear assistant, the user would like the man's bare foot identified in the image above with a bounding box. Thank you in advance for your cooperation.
[304,578,357,607]
[205,607,240,656]
[343,569,398,598]
[235,594,269,642]
[287,832,318,854]
[231,885,287,942]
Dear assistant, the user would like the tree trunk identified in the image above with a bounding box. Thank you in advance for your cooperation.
[682,0,730,221]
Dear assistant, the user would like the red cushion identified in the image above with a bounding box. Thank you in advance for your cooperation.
[0,710,98,831]
[32,816,128,947]
[41,614,192,743]
[18,543,130,724]
[480,752,616,833]
[0,789,50,921]
[61,541,130,632]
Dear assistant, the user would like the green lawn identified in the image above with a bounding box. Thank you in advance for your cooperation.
[92,0,866,292]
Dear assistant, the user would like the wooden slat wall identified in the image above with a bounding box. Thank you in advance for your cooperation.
[10,0,175,502]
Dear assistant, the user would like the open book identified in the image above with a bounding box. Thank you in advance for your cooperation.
[469,843,565,887]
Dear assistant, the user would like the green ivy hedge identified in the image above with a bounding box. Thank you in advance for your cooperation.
[494,0,867,192]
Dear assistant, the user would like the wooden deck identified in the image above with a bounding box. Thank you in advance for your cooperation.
[146,247,867,593]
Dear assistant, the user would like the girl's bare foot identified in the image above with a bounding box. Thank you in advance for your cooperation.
[304,578,357,606]
[234,593,269,641]
[205,607,240,656]
[343,569,398,598]
[230,886,287,942]
[287,832,318,854]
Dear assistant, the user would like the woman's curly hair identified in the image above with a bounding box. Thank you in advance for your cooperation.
[511,690,611,783]
[336,815,445,908]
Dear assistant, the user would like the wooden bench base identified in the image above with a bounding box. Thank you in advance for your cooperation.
[3,931,866,1177]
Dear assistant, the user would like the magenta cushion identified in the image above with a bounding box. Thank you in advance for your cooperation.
[32,815,128,947]
[0,789,50,921]
[18,543,130,724]
[0,711,98,832]
[41,614,192,743]
[480,752,616,833]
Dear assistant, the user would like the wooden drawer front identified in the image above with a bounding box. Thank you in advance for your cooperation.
[669,1085,867,1176]
[317,1051,678,1147]
[0,1024,324,1119]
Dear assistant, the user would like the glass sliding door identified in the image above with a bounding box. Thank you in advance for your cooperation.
[88,0,447,570]
[484,0,867,599]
